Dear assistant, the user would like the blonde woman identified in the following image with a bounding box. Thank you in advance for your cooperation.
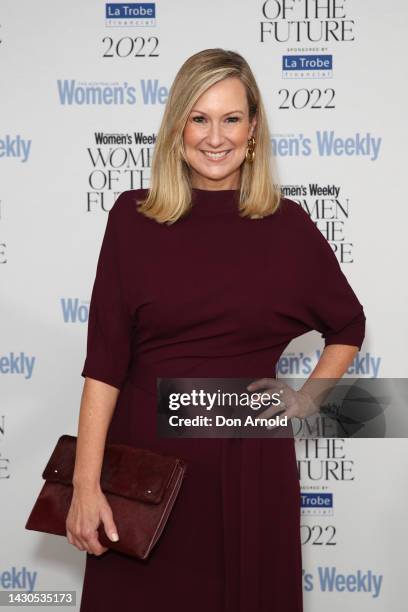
[68,48,365,612]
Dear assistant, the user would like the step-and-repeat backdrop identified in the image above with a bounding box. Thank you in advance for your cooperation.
[1,1,407,610]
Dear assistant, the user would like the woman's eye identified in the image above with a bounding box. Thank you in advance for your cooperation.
[191,116,240,124]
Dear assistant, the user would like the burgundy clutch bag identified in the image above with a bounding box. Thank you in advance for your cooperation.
[25,434,187,559]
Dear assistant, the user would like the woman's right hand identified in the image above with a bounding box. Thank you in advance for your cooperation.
[66,484,119,556]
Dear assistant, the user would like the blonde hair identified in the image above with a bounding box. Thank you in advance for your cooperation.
[136,48,281,224]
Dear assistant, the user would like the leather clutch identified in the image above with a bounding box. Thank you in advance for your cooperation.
[25,434,187,559]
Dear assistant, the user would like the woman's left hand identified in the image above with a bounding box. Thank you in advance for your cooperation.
[246,378,320,423]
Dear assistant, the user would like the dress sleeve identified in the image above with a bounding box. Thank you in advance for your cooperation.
[81,193,133,389]
[290,201,366,350]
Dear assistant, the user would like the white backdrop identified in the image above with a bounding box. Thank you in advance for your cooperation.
[1,1,407,610]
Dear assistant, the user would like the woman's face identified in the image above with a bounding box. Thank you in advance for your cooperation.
[183,77,257,190]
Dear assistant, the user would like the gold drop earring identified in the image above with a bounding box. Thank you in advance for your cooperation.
[245,136,256,163]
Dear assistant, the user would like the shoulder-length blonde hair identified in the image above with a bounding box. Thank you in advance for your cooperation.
[136,48,281,224]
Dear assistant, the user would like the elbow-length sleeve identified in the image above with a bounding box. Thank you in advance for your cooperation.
[81,193,133,389]
[289,201,366,350]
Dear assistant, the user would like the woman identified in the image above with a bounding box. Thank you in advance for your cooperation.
[68,48,366,612]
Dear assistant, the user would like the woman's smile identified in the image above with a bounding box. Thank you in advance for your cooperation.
[200,149,232,161]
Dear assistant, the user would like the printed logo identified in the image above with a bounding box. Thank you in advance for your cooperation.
[303,567,383,597]
[61,298,90,323]
[0,135,31,163]
[57,80,168,106]
[282,54,333,79]
[271,131,382,161]
[57,80,137,106]
[0,353,35,379]
[105,3,156,27]
[0,567,37,591]
[301,492,333,516]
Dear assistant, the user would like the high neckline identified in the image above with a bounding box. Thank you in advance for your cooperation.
[191,187,240,216]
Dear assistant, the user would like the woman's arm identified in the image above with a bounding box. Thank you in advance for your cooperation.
[73,377,119,490]
[307,344,358,379]
[246,344,360,421]
[68,194,133,555]
[298,343,358,409]
[66,378,121,555]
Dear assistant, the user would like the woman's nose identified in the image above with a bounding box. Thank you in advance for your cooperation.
[205,123,225,148]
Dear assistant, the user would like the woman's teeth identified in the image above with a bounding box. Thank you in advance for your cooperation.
[202,150,231,160]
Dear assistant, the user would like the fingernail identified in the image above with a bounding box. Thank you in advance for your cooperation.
[111,533,119,541]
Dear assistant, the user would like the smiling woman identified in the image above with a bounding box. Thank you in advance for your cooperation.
[182,78,257,188]
[75,47,365,612]
[133,48,281,224]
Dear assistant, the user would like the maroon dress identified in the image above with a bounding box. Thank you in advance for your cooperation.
[79,187,365,612]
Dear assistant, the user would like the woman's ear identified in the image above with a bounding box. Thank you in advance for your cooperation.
[249,115,257,138]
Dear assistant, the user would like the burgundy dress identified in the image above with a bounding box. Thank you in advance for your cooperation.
[79,187,365,612]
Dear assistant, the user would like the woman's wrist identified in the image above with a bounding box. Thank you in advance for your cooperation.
[72,474,101,492]
[299,377,339,410]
